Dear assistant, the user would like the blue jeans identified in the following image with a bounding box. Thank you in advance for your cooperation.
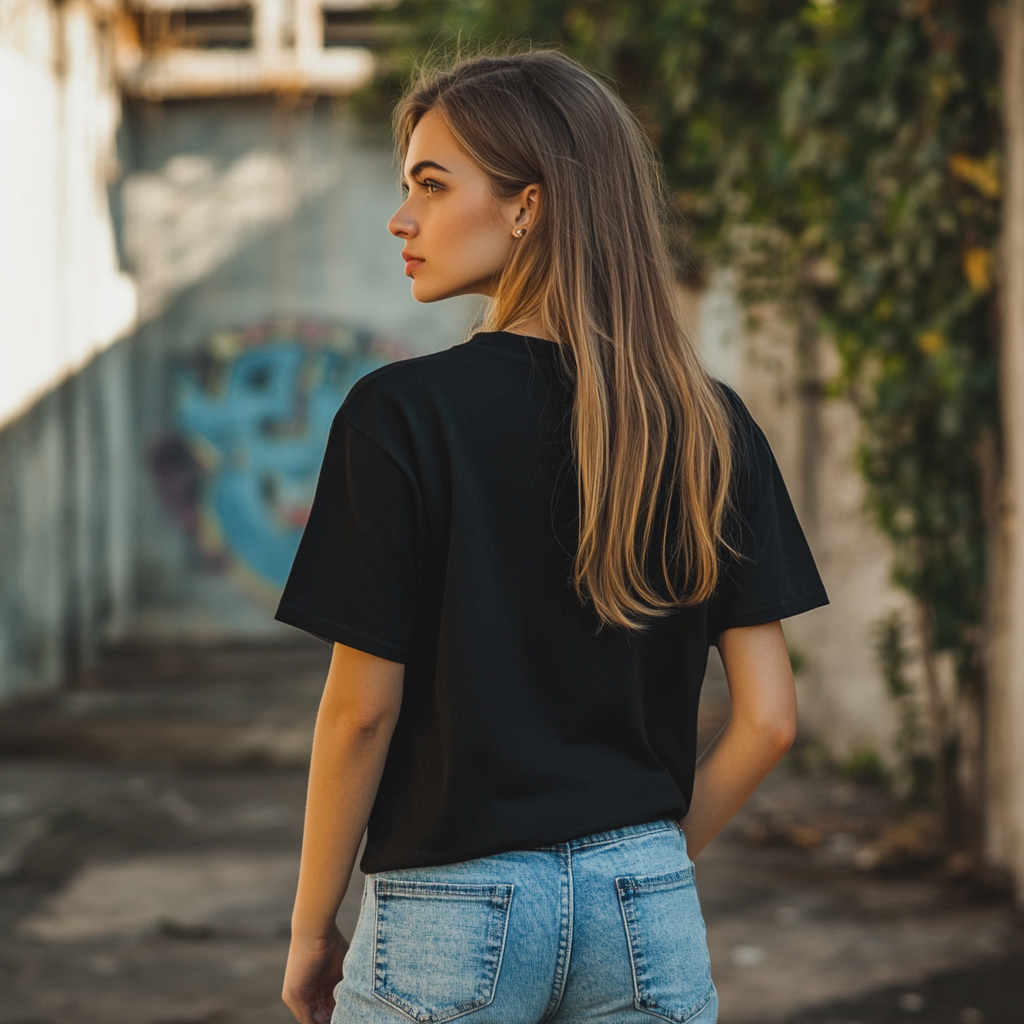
[332,818,717,1023]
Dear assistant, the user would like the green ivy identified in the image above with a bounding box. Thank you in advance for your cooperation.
[874,610,933,803]
[365,1,1002,795]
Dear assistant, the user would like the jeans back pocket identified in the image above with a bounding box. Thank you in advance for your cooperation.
[372,878,514,1023]
[616,865,715,1023]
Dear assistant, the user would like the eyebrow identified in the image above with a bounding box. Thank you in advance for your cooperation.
[406,159,452,180]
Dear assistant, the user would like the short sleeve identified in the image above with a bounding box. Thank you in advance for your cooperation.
[707,394,829,641]
[274,410,418,662]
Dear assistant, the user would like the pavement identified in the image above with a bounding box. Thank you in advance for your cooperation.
[0,640,1020,1024]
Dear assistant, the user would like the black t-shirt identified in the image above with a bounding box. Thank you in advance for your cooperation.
[275,331,828,873]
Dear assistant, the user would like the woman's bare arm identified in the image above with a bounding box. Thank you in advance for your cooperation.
[679,620,797,858]
[283,643,404,1024]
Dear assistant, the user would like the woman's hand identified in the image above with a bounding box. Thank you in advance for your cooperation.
[282,926,350,1024]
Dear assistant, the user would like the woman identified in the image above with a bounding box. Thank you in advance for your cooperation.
[276,50,827,1024]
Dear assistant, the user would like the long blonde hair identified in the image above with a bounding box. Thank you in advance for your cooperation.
[396,50,735,630]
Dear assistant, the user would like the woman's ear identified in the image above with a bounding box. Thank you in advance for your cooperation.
[511,184,541,235]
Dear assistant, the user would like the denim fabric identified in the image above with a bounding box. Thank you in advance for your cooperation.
[332,818,717,1024]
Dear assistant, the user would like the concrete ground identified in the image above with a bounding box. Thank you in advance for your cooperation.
[0,642,1020,1024]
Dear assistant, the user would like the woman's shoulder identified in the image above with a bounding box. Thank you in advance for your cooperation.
[334,342,486,452]
[709,381,778,497]
[712,379,753,425]
[710,381,760,448]
[343,343,472,408]
[349,344,465,395]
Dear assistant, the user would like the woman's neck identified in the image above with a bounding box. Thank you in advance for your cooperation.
[503,315,557,343]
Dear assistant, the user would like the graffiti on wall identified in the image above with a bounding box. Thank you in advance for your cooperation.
[150,319,407,593]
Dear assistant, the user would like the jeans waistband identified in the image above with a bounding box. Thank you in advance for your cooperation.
[533,817,681,853]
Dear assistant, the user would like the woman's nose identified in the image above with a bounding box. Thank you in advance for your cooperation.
[388,203,416,239]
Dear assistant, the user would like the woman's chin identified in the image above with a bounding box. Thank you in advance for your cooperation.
[409,267,495,303]
[411,279,454,304]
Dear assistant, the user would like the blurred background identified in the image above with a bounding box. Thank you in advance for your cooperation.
[1,1,1022,1021]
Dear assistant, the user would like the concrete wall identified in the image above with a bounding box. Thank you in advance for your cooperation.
[0,0,136,702]
[0,0,135,428]
[692,273,907,764]
[988,0,1024,897]
[0,342,134,702]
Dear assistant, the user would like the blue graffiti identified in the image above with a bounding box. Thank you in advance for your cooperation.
[176,329,390,588]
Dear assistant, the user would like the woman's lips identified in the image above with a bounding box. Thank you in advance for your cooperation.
[403,255,424,277]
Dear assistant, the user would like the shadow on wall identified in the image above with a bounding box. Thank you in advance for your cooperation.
[0,340,135,704]
[148,319,408,596]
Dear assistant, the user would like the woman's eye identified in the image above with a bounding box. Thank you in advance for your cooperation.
[401,178,444,196]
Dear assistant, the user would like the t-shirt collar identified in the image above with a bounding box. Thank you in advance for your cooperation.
[465,331,561,363]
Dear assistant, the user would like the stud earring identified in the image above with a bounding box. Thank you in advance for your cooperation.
[514,228,526,238]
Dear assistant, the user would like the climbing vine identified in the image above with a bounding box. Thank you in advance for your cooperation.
[363,0,1004,826]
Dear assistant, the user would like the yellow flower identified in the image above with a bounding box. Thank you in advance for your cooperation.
[962,247,994,293]
[948,153,1001,199]
[919,331,944,355]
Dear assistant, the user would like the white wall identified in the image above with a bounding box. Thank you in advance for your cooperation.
[0,0,135,430]
[0,0,138,702]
